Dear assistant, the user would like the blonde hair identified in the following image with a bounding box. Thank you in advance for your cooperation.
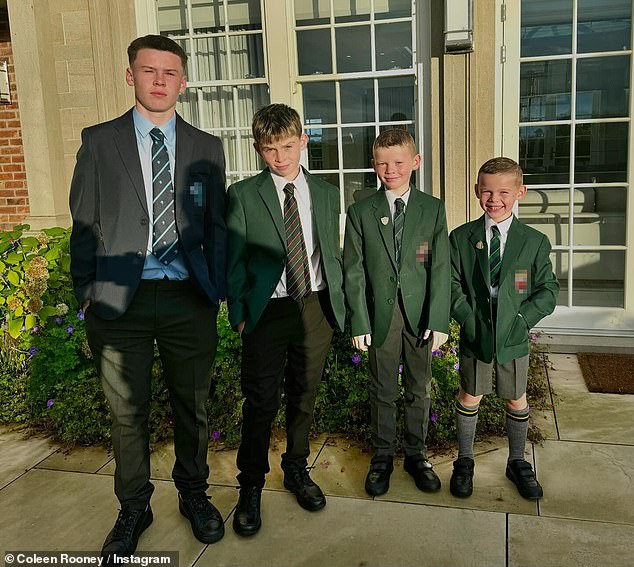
[372,128,417,156]
[477,157,523,185]
[252,104,303,145]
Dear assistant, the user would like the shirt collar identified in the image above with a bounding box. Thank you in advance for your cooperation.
[270,167,306,193]
[384,186,412,208]
[133,108,176,147]
[485,213,514,236]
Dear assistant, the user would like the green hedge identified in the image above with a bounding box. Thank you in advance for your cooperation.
[0,225,551,449]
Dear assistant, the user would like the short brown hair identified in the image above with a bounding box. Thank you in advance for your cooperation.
[372,128,417,156]
[252,104,303,145]
[128,35,187,72]
[477,157,523,185]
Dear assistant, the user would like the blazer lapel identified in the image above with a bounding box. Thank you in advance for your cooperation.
[174,114,194,226]
[306,170,327,250]
[498,216,527,287]
[469,216,489,287]
[113,111,147,216]
[400,188,423,263]
[256,170,286,250]
[373,191,398,272]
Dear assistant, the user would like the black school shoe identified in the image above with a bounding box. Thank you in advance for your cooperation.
[178,493,225,544]
[404,455,441,492]
[233,486,262,537]
[101,506,153,564]
[506,459,544,500]
[450,457,475,498]
[365,455,394,496]
[283,466,326,511]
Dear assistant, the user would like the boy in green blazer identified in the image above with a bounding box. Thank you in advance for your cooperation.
[226,104,345,536]
[344,129,451,496]
[449,157,559,500]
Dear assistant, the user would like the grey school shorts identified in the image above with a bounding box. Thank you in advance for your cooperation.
[459,353,529,400]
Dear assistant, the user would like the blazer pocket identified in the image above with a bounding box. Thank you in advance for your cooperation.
[463,313,477,343]
[504,314,528,347]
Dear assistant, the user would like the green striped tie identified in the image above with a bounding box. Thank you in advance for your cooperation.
[489,225,501,287]
[394,198,405,266]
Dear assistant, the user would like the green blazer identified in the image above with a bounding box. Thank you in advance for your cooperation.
[449,215,559,365]
[226,168,345,333]
[343,188,451,349]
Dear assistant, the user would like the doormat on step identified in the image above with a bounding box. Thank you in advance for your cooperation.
[577,353,634,394]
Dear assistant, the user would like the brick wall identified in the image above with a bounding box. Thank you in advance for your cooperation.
[0,7,28,231]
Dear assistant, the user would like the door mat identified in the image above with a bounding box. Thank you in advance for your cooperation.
[577,353,634,394]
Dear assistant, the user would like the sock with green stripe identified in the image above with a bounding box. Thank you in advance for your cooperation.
[455,400,479,460]
[506,405,530,462]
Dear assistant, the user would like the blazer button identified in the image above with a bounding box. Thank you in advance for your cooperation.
[140,218,148,226]
[136,250,144,258]
[387,298,394,305]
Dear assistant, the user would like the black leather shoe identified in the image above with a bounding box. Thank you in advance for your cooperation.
[365,455,394,496]
[101,506,153,563]
[179,493,225,544]
[232,486,262,536]
[404,456,441,492]
[506,459,543,500]
[450,457,475,498]
[283,466,326,511]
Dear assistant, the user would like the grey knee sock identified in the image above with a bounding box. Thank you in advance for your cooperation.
[455,400,479,460]
[506,406,530,462]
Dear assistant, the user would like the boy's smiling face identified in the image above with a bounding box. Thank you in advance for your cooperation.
[475,172,527,222]
[372,144,420,196]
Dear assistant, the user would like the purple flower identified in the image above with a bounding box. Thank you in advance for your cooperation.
[450,346,457,354]
[430,410,439,423]
[77,311,85,321]
[53,315,63,325]
[65,325,74,334]
[31,325,41,334]
[28,347,39,356]
[453,362,460,370]
[351,353,361,365]
[211,431,220,441]
[398,364,403,375]
[530,332,538,344]
[46,399,54,408]
[432,350,442,358]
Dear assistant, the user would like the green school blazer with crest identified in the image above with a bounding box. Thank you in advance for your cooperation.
[343,188,451,349]
[226,168,345,334]
[449,215,560,365]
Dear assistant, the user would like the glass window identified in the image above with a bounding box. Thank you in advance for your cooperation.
[520,125,571,185]
[307,127,339,170]
[340,80,374,124]
[342,126,374,169]
[336,26,372,73]
[230,34,265,79]
[577,0,631,53]
[303,82,337,125]
[520,60,572,122]
[158,0,188,35]
[196,37,227,80]
[378,76,415,122]
[521,0,573,57]
[376,22,412,71]
[227,0,262,31]
[344,172,377,211]
[334,0,371,23]
[574,122,628,183]
[192,0,224,32]
[375,0,411,20]
[576,56,630,119]
[573,250,625,307]
[294,0,330,26]
[297,29,332,75]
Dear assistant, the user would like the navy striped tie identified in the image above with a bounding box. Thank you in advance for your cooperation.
[283,183,311,300]
[150,128,178,266]
[489,225,501,287]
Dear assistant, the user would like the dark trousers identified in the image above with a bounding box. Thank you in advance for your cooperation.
[236,290,334,488]
[368,296,432,458]
[86,279,218,509]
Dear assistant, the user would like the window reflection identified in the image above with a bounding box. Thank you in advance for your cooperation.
[577,0,631,53]
[303,82,336,125]
[520,125,571,185]
[307,128,339,170]
[340,80,374,124]
[336,26,372,73]
[297,29,332,75]
[521,0,572,57]
[520,60,571,122]
[576,56,630,119]
[575,122,628,183]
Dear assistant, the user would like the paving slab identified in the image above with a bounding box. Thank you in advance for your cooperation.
[37,446,113,474]
[508,514,634,567]
[0,427,58,490]
[0,467,235,559]
[536,439,634,525]
[202,490,506,567]
[548,354,634,445]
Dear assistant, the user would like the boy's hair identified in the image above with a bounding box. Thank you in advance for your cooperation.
[477,157,523,185]
[372,128,417,156]
[252,104,303,145]
[128,35,188,72]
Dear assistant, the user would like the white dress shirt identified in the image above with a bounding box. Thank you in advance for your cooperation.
[384,187,411,219]
[485,213,514,298]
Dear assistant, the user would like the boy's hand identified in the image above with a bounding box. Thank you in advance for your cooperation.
[236,321,245,336]
[423,329,449,351]
[352,334,372,351]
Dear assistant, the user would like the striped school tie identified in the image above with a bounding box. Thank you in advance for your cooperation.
[489,225,501,287]
[283,183,311,300]
[394,198,405,266]
[150,128,179,266]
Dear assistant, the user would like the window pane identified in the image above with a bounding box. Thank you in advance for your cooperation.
[519,125,571,184]
[549,251,568,306]
[314,172,339,187]
[336,26,371,73]
[576,56,630,119]
[344,172,377,211]
[303,82,336,125]
[519,188,571,246]
[573,250,624,307]
[520,60,572,122]
[521,0,572,57]
[375,0,411,20]
[228,0,262,31]
[192,0,224,33]
[575,187,627,246]
[297,29,332,75]
[307,127,339,170]
[230,34,265,79]
[158,0,188,35]
[342,126,374,169]
[295,0,330,26]
[236,84,270,127]
[574,122,628,183]
[172,38,193,79]
[376,22,412,71]
[334,0,371,23]
[378,76,415,121]
[201,86,234,127]
[196,36,227,80]
[577,0,631,53]
[340,80,374,124]
[176,88,200,127]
